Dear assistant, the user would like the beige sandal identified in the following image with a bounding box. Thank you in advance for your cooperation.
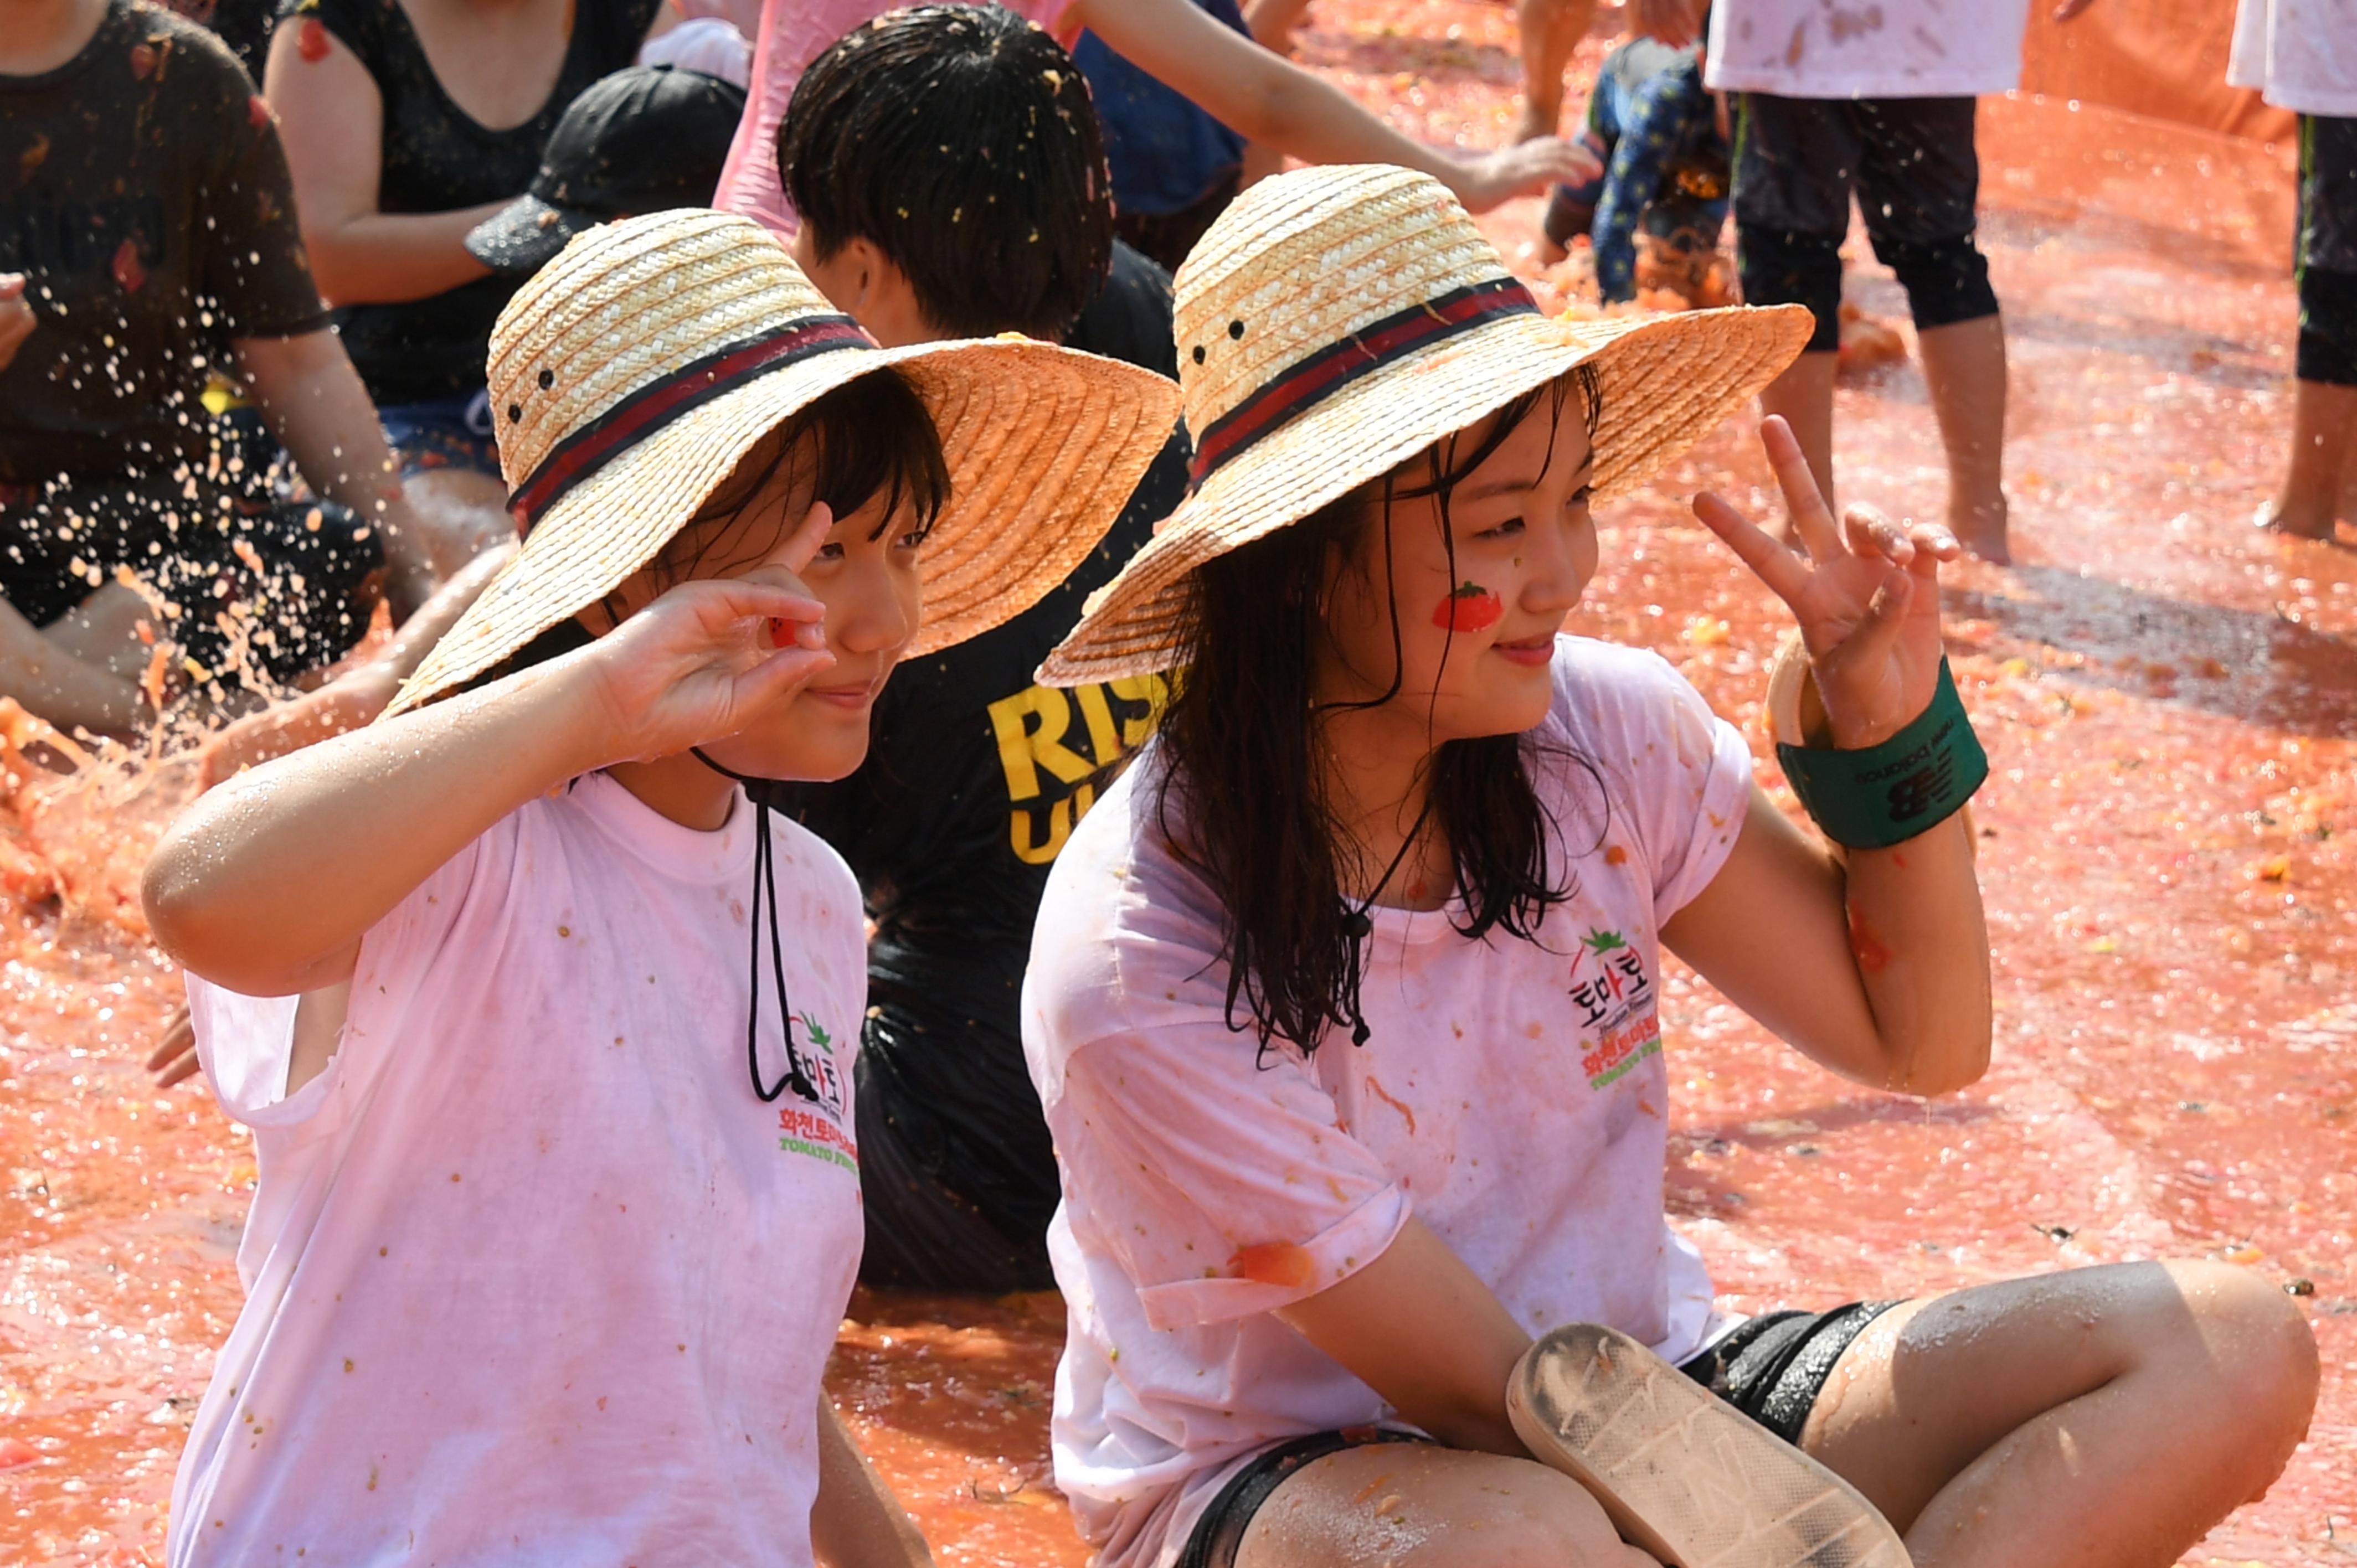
[1507,1323,1910,1568]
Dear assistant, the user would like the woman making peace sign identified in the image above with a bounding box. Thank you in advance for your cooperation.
[1019,166,2318,1568]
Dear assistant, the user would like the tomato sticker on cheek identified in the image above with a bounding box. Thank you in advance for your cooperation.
[1432,581,1504,632]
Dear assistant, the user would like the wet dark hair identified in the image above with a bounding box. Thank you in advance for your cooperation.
[1156,368,1607,1055]
[468,368,948,689]
[779,4,1114,342]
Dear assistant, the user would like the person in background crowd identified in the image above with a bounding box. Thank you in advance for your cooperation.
[2236,0,2357,541]
[766,5,1187,1291]
[1537,20,1728,309]
[464,64,748,277]
[1705,0,2096,565]
[1247,0,1698,150]
[263,0,682,594]
[2,0,419,736]
[1073,0,1253,275]
[713,0,1598,240]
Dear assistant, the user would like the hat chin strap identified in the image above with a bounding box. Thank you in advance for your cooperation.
[691,747,825,1106]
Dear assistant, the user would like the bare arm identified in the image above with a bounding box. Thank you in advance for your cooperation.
[143,523,836,997]
[811,1399,934,1568]
[1663,787,1987,1094]
[233,327,452,589]
[1276,1217,1537,1456]
[1069,0,1599,211]
[1674,417,1991,1097]
[263,22,501,306]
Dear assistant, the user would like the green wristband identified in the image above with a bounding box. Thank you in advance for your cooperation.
[1774,659,1988,850]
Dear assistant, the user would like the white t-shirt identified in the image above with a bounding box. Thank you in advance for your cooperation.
[1706,0,2029,99]
[168,771,867,1568]
[1023,638,1755,1568]
[2229,0,2357,118]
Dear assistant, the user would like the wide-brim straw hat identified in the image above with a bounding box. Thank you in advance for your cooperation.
[388,210,1180,715]
[1037,164,1813,686]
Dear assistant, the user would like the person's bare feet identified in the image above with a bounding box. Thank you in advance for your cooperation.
[2255,496,2340,542]
[1952,493,2011,565]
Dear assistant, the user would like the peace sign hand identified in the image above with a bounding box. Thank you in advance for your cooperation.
[1692,417,1959,750]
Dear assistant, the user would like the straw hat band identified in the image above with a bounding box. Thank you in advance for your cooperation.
[1188,276,1538,489]
[508,314,874,533]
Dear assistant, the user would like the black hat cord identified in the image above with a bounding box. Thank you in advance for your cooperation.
[1337,791,1437,1048]
[691,747,822,1105]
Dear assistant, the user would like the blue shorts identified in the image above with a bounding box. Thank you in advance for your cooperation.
[379,391,501,481]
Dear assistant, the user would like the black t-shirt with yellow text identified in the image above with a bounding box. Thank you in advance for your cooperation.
[769,243,1185,1250]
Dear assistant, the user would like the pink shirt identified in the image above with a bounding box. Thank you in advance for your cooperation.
[171,773,868,1567]
[1023,637,1755,1568]
[714,0,1080,232]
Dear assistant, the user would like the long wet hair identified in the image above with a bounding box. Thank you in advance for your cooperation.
[1156,367,1606,1056]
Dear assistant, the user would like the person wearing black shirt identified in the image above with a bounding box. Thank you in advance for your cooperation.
[262,0,676,598]
[2,0,420,733]
[769,5,1185,1291]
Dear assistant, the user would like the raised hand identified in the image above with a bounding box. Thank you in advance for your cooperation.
[1692,417,1958,749]
[579,501,837,765]
[1449,136,1605,212]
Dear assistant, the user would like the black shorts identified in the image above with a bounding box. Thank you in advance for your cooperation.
[1175,1301,1906,1568]
[2298,114,2357,386]
[0,472,383,684]
[1733,94,1997,350]
[851,1039,1056,1294]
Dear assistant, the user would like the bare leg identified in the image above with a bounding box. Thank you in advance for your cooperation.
[399,467,518,589]
[1916,313,2010,563]
[195,541,512,787]
[2258,376,2357,540]
[1236,1443,1657,1568]
[45,581,163,682]
[0,595,146,737]
[1244,0,1316,54]
[1759,349,1838,541]
[1512,0,1597,143]
[1804,1260,2317,1566]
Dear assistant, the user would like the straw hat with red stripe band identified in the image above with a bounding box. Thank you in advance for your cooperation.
[1036,164,1814,687]
[387,209,1180,716]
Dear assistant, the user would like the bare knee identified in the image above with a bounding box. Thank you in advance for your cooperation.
[1237,1446,1655,1568]
[2152,1262,2319,1490]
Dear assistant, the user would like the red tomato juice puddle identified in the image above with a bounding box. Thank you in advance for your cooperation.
[4,8,2354,1562]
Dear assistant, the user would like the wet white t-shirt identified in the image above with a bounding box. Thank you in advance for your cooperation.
[1024,638,1755,1568]
[169,772,867,1568]
[2229,0,2357,117]
[1706,0,2029,99]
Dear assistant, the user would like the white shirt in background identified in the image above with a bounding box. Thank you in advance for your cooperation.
[1024,638,1756,1568]
[169,771,867,1568]
[1706,0,2030,99]
[2229,0,2357,118]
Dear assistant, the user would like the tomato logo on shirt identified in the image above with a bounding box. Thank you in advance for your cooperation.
[1571,929,1662,1089]
[775,1013,857,1173]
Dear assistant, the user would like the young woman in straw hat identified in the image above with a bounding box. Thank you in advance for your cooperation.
[1021,165,2317,1568]
[140,210,1176,1567]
